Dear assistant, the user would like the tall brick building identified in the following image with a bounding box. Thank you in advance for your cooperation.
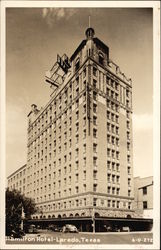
[8,27,135,228]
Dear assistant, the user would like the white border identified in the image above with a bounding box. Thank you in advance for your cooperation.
[0,1,160,249]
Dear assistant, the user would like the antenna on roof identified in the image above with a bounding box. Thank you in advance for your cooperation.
[89,15,91,28]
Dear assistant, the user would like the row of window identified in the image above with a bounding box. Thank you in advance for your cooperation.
[37,197,131,212]
[8,169,26,183]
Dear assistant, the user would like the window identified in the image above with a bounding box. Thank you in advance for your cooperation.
[93,198,97,207]
[75,174,79,182]
[75,186,79,194]
[126,100,129,108]
[112,162,115,171]
[69,152,72,162]
[107,123,110,132]
[107,134,110,144]
[111,80,114,88]
[83,129,86,139]
[107,161,111,169]
[83,171,86,180]
[107,111,110,120]
[93,116,97,125]
[93,157,97,166]
[117,201,120,209]
[83,144,86,153]
[99,53,104,65]
[116,126,119,135]
[75,58,80,72]
[83,157,86,167]
[127,121,130,129]
[93,103,97,113]
[126,89,129,97]
[83,68,86,78]
[75,148,79,157]
[112,175,115,183]
[93,143,97,153]
[93,79,97,88]
[116,188,120,195]
[128,202,131,210]
[93,170,97,179]
[128,178,131,186]
[93,91,97,101]
[143,201,148,209]
[116,151,119,160]
[93,66,97,76]
[107,100,110,108]
[69,164,71,172]
[108,200,111,207]
[76,134,79,144]
[112,200,115,208]
[76,123,79,132]
[93,129,97,138]
[107,148,110,157]
[93,184,97,192]
[143,187,147,195]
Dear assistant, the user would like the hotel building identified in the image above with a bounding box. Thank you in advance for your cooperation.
[8,27,135,223]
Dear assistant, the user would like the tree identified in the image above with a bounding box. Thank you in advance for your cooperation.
[5,188,37,236]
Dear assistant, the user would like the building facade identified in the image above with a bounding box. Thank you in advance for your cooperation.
[8,27,135,220]
[7,164,27,194]
[134,176,153,218]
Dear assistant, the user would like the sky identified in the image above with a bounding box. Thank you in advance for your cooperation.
[5,7,153,178]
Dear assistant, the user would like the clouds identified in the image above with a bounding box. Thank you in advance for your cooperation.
[42,8,77,27]
[133,113,153,132]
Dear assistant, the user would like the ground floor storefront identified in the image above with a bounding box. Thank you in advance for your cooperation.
[28,216,153,232]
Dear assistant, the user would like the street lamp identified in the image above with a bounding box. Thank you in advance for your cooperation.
[20,205,25,231]
[90,207,95,233]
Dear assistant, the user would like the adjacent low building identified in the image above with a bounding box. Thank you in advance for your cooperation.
[7,164,27,194]
[134,176,153,218]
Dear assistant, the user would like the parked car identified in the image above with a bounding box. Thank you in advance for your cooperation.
[62,224,78,233]
[121,226,130,232]
[48,224,62,232]
[11,229,25,238]
[27,224,38,233]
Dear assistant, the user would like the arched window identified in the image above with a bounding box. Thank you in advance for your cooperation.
[95,212,100,217]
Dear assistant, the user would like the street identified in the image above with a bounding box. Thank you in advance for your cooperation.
[6,230,153,245]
